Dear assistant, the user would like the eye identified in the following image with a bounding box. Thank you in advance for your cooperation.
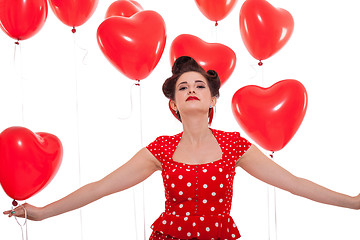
[196,84,206,89]
[179,86,187,91]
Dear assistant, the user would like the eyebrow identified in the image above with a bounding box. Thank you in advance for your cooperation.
[177,80,206,87]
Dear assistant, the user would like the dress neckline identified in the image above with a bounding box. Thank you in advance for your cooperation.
[170,128,224,166]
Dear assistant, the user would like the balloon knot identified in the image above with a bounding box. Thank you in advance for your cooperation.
[215,21,218,27]
[72,27,76,34]
[15,41,19,45]
[270,151,274,159]
[258,60,263,66]
[12,200,18,207]
[135,80,140,86]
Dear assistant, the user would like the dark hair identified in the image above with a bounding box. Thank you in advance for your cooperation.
[162,56,221,100]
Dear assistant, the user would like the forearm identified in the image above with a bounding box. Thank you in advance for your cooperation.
[40,181,104,220]
[290,177,357,209]
[239,145,359,210]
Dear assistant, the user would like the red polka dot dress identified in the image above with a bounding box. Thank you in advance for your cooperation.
[146,129,252,240]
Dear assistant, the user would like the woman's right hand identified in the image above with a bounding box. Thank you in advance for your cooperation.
[3,203,44,221]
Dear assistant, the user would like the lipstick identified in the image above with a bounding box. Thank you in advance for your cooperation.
[186,96,199,101]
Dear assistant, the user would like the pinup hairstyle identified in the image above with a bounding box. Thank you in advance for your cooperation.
[162,56,221,100]
[162,56,221,124]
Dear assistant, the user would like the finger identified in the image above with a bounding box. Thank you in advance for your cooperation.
[9,207,22,218]
[3,210,12,215]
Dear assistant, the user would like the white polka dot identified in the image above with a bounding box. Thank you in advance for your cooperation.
[187,182,191,187]
[172,211,176,215]
[188,198,192,201]
[212,192,216,196]
[219,168,223,172]
[215,222,219,227]
[184,217,188,221]
[203,184,208,188]
[187,232,191,237]
[178,175,183,179]
[200,217,204,221]
[206,227,210,232]
[203,169,207,173]
[179,204,183,208]
[212,176,216,180]
[219,199,223,203]
[203,199,207,204]
[186,212,190,216]
[179,191,183,195]
[171,183,175,188]
[193,222,196,226]
[232,234,236,238]
[197,232,200,237]
[178,227,182,231]
[220,184,224,188]
[162,220,167,224]
[211,207,215,211]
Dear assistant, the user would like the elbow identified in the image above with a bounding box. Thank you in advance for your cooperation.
[86,180,109,200]
[281,175,302,196]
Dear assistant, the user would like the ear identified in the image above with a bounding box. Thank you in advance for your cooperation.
[169,99,177,112]
[210,97,217,108]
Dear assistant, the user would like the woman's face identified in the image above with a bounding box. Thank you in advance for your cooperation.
[171,71,216,117]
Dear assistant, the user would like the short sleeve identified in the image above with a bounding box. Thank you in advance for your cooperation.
[146,137,162,162]
[234,132,252,158]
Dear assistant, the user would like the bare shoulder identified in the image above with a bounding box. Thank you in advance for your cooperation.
[235,144,263,167]
[141,147,162,171]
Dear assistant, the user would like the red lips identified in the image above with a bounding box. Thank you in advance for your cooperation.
[186,96,199,101]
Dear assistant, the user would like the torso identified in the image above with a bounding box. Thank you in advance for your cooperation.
[146,129,252,240]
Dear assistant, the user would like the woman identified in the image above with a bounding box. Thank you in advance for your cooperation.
[3,56,360,240]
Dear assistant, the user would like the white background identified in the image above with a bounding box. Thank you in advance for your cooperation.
[1,0,359,239]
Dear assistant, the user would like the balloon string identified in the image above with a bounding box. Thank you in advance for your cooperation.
[13,42,25,126]
[12,204,28,240]
[138,82,146,240]
[117,82,138,120]
[132,81,146,240]
[267,152,278,240]
[72,30,89,65]
[249,63,265,86]
[72,32,84,240]
[211,22,219,43]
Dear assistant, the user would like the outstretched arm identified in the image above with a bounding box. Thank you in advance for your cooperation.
[3,147,161,221]
[236,145,360,210]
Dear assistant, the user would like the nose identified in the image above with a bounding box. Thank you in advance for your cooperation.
[188,88,195,94]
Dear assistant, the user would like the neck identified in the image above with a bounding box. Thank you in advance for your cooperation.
[181,114,211,144]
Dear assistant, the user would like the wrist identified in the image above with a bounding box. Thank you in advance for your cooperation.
[351,194,360,210]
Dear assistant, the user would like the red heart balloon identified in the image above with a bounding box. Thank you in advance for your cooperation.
[170,34,236,85]
[195,0,238,22]
[231,80,307,151]
[48,0,98,28]
[105,0,143,19]
[0,0,48,41]
[0,127,63,200]
[239,0,294,61]
[97,10,167,81]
